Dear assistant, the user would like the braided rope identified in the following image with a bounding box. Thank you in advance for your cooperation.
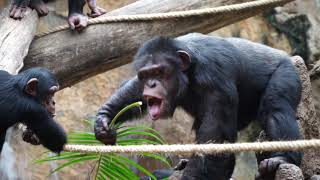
[64,139,320,155]
[36,0,293,38]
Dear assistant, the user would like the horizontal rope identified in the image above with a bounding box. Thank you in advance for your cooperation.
[36,0,293,38]
[64,139,320,155]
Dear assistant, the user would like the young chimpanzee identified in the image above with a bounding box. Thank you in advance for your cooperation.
[9,0,106,31]
[0,67,66,154]
[94,33,302,180]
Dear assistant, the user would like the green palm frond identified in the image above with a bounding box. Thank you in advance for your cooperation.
[36,101,171,180]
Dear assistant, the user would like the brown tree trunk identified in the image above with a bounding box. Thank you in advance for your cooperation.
[0,8,38,74]
[23,0,292,88]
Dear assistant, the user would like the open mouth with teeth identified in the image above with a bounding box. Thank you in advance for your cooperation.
[145,96,164,120]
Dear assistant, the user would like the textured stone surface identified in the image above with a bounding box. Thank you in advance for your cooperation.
[275,164,304,180]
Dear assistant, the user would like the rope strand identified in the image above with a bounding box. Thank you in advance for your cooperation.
[36,0,293,38]
[64,139,320,155]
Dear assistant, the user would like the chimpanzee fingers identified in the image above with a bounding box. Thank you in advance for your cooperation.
[68,14,88,31]
[15,9,25,20]
[100,118,110,131]
[267,159,279,172]
[9,7,17,18]
[22,129,41,145]
[258,159,269,176]
[95,130,116,145]
[29,0,49,16]
[10,7,25,20]
[257,157,287,179]
[35,7,49,16]
[67,17,78,30]
[9,4,16,12]
[75,18,88,31]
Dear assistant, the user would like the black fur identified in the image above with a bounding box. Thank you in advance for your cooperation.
[0,67,66,153]
[95,33,302,180]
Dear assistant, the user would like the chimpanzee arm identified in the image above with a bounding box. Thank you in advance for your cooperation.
[68,0,85,15]
[96,76,146,125]
[182,88,238,179]
[67,0,87,30]
[95,76,146,145]
[24,106,67,153]
[68,0,106,30]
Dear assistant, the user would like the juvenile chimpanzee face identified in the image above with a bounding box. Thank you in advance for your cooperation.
[136,51,191,120]
[24,68,60,117]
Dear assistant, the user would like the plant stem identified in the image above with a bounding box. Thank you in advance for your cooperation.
[94,154,102,180]
[109,101,143,128]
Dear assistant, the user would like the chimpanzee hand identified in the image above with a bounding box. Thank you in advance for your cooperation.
[67,13,88,31]
[255,156,288,180]
[94,117,117,145]
[22,128,41,145]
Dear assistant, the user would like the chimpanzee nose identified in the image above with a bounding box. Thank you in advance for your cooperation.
[147,80,157,88]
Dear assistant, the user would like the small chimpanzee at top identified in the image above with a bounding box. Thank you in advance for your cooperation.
[9,0,106,31]
[94,33,302,180]
[0,67,67,154]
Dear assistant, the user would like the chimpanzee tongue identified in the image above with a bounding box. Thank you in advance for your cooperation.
[149,100,161,120]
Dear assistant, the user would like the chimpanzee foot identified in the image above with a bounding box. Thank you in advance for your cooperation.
[255,156,288,180]
[9,1,28,20]
[88,7,106,18]
[29,0,48,17]
[86,0,106,18]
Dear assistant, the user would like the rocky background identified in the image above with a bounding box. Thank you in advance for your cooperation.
[0,0,319,179]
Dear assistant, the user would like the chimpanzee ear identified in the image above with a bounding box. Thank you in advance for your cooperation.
[177,50,191,71]
[25,78,38,96]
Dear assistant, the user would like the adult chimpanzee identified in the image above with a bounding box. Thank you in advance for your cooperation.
[9,0,106,31]
[94,33,302,180]
[0,67,67,154]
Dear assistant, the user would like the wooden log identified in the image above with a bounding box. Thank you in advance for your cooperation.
[0,8,39,74]
[23,0,292,88]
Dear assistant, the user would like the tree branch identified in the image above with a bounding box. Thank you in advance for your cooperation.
[23,0,292,88]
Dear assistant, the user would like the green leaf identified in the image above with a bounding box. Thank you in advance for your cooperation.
[69,131,95,136]
[67,140,102,145]
[102,155,139,180]
[51,155,98,174]
[115,155,156,180]
[117,125,164,140]
[99,161,127,180]
[35,153,87,163]
[140,153,171,167]
[118,131,165,144]
[117,138,161,145]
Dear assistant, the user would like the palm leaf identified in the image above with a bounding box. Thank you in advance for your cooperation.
[36,101,171,179]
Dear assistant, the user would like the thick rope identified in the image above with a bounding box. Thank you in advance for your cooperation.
[36,0,293,38]
[64,139,320,155]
